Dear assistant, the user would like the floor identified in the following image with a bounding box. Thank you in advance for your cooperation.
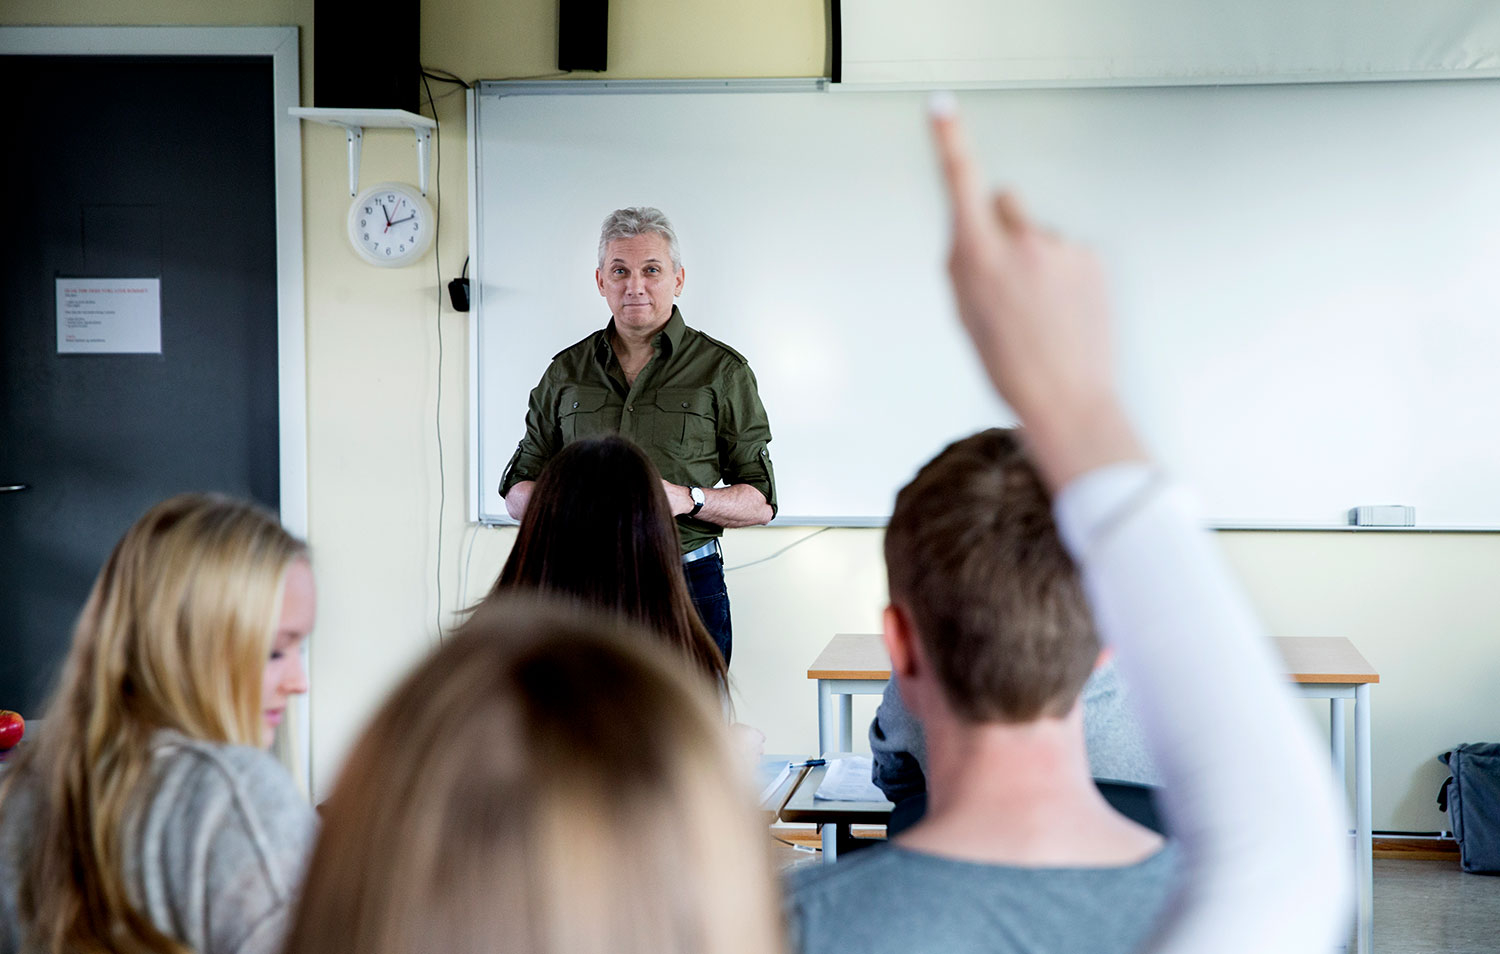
[769,834,1500,954]
[1365,858,1500,954]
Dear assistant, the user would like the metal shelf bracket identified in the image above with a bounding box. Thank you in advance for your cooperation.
[289,107,437,195]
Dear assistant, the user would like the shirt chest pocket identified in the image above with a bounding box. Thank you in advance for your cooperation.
[557,386,611,443]
[652,388,716,460]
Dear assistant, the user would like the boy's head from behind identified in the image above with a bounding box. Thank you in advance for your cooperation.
[884,428,1099,723]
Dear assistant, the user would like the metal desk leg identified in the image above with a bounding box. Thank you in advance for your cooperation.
[1355,683,1373,954]
[1330,698,1346,792]
[840,692,854,752]
[818,679,835,757]
[822,822,838,861]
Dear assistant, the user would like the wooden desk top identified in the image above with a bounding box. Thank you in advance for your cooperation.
[778,755,894,824]
[807,634,892,680]
[809,634,1378,685]
[1276,636,1380,684]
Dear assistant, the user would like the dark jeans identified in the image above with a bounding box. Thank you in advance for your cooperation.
[684,552,732,666]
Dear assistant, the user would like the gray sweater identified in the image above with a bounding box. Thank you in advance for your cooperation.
[869,661,1159,804]
[0,730,316,954]
[787,841,1179,954]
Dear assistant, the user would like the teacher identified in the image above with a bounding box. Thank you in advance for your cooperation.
[499,207,777,665]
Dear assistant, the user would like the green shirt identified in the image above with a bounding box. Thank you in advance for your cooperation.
[499,306,777,553]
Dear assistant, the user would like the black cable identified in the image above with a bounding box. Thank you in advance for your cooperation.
[422,64,578,90]
[459,521,481,612]
[424,70,447,641]
[421,68,471,88]
[461,254,469,279]
[478,70,571,82]
[724,527,832,572]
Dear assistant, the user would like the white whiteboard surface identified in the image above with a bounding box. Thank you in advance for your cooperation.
[840,0,1500,87]
[471,80,1500,528]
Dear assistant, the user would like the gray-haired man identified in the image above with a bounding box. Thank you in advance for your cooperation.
[499,207,777,665]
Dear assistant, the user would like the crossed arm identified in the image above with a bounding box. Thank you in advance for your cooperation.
[504,479,772,527]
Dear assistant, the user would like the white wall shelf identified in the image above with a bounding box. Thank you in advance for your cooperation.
[289,107,435,195]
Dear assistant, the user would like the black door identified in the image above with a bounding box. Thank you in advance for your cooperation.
[1,55,281,717]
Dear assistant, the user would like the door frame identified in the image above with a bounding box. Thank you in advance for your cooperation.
[0,25,308,536]
[0,26,310,780]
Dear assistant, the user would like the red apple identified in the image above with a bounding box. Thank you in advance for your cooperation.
[0,710,24,751]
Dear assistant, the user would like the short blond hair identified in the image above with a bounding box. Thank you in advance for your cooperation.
[2,493,306,954]
[283,598,782,954]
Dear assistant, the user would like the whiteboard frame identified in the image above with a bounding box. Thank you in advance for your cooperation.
[466,76,1500,532]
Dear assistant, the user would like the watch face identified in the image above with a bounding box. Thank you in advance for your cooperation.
[348,183,434,267]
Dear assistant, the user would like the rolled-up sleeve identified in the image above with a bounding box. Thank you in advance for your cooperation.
[716,362,777,515]
[499,370,562,498]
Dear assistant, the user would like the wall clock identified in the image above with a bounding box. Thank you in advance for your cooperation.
[347,181,434,266]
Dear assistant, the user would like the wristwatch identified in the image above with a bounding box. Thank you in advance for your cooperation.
[688,486,706,517]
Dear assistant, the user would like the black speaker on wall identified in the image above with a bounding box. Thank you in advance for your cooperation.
[315,0,420,112]
[559,0,608,72]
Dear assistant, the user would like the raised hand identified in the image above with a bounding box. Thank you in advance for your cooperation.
[930,96,1145,490]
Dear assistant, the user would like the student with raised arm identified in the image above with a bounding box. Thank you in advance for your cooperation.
[789,429,1177,954]
[928,98,1351,953]
[0,495,317,954]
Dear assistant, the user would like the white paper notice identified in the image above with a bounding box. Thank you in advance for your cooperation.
[56,279,162,354]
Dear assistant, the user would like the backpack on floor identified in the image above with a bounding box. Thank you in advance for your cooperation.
[1437,742,1500,874]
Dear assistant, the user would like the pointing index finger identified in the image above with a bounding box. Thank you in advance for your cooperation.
[929,93,990,240]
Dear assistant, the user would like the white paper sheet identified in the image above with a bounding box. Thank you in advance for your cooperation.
[56,279,162,354]
[814,756,888,802]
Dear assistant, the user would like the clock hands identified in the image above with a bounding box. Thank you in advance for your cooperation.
[380,198,408,233]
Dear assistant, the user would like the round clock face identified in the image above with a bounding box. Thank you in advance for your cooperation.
[347,182,435,267]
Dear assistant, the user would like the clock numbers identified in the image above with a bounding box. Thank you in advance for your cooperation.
[349,183,432,267]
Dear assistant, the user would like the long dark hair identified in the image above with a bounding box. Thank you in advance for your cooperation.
[486,436,728,696]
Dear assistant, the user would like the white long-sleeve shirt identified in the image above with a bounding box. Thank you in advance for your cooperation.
[1054,464,1352,954]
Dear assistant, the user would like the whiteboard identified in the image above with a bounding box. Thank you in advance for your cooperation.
[470,80,1500,528]
[840,0,1500,87]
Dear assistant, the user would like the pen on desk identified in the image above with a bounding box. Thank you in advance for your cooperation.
[790,759,827,768]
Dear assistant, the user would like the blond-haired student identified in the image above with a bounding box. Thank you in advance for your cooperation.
[280,598,783,954]
[0,494,316,954]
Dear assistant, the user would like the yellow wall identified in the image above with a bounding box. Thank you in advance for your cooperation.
[10,0,1498,832]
